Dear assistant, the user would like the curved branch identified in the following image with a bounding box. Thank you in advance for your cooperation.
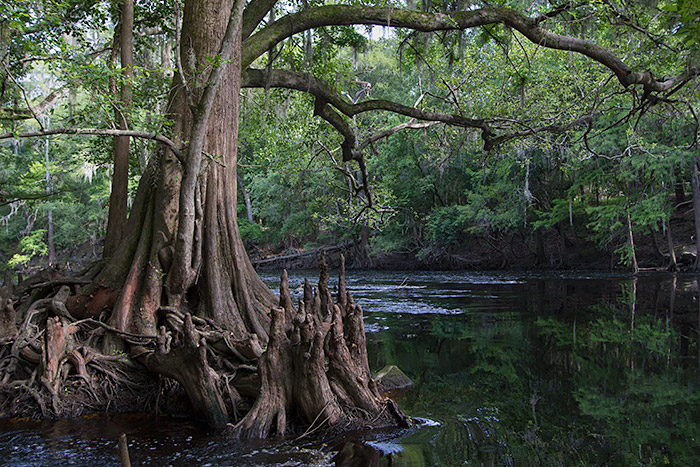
[0,128,185,162]
[313,98,357,162]
[242,0,278,40]
[242,5,698,93]
[488,114,595,147]
[242,68,597,151]
[242,68,496,146]
[358,119,441,151]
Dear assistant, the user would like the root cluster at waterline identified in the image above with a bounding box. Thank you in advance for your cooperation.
[0,254,409,438]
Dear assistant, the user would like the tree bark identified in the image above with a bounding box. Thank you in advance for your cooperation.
[233,254,409,438]
[141,314,228,429]
[0,285,17,342]
[104,0,134,258]
[237,174,254,224]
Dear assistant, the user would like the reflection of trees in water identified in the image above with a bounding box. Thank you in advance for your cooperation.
[535,276,700,465]
[366,275,700,465]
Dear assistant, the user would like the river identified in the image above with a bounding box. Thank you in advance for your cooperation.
[1,270,699,465]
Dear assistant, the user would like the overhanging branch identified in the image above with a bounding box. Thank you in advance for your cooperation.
[242,68,498,148]
[242,0,278,40]
[242,5,698,95]
[0,128,185,163]
[242,67,599,151]
[312,98,357,162]
[244,68,595,150]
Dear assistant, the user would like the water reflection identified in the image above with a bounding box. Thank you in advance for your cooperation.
[1,271,700,465]
[351,271,700,466]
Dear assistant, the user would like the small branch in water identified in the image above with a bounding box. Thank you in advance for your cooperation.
[118,433,131,467]
[294,399,335,441]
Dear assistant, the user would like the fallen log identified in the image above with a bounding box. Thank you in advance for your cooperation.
[251,243,350,268]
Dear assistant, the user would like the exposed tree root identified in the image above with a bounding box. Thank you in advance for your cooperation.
[139,314,228,429]
[0,255,409,438]
[231,252,410,439]
[0,285,17,343]
[232,306,293,439]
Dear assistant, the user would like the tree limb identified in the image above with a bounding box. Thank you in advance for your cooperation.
[358,119,441,151]
[34,88,68,116]
[242,68,496,146]
[242,0,278,40]
[312,98,358,162]
[242,5,698,94]
[0,128,185,162]
[242,68,595,150]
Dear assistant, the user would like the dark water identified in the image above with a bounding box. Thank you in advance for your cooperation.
[2,271,700,466]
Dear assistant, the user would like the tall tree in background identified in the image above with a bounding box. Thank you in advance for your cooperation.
[103,0,134,257]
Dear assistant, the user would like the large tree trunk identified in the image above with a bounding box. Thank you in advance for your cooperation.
[87,0,276,339]
[88,0,279,420]
[0,0,406,437]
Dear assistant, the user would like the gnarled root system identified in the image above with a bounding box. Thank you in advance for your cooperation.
[0,254,409,439]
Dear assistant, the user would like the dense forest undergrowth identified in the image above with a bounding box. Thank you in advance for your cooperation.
[11,202,698,277]
[249,207,699,272]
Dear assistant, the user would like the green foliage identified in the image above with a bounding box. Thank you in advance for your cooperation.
[1,0,697,271]
[426,205,471,246]
[663,0,700,49]
[0,131,112,269]
[8,229,47,268]
[0,0,175,269]
[239,222,265,245]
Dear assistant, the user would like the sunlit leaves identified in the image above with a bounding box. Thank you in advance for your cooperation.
[8,229,47,268]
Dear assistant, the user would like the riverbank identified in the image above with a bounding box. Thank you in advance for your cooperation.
[250,209,697,272]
